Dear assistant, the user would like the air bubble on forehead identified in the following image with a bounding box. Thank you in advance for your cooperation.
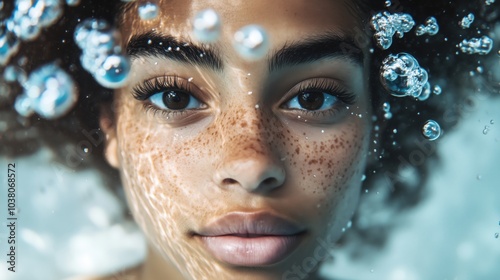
[15,64,78,119]
[74,19,131,88]
[370,11,415,50]
[380,52,428,98]
[459,36,493,55]
[192,9,221,43]
[233,25,269,61]
[459,13,475,29]
[415,17,439,36]
[422,120,441,141]
[138,2,159,21]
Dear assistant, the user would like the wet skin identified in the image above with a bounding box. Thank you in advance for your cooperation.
[101,0,373,279]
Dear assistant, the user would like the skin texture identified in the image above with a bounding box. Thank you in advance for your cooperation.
[101,0,373,279]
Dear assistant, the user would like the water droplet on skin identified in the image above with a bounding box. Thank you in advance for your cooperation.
[380,52,428,98]
[321,129,325,133]
[192,9,221,43]
[83,147,89,153]
[233,25,269,61]
[422,120,441,141]
[255,104,259,109]
[371,11,415,49]
[138,2,159,21]
[188,77,193,82]
[247,91,252,95]
[459,36,493,55]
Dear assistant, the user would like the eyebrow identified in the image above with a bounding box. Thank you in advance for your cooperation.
[268,34,364,72]
[126,31,223,72]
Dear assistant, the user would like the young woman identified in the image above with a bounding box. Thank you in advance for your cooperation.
[1,0,498,279]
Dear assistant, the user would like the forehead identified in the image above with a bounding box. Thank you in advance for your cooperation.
[119,0,365,45]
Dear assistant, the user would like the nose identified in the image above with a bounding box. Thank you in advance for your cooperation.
[214,155,286,193]
[213,111,285,194]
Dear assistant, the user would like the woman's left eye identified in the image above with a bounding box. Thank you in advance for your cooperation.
[285,91,338,111]
[149,89,204,111]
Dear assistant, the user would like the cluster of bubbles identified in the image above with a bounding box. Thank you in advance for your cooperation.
[459,36,494,55]
[14,64,78,119]
[74,19,131,88]
[380,52,429,99]
[459,13,475,29]
[0,0,65,65]
[382,102,392,119]
[233,25,269,61]
[370,11,415,50]
[486,0,495,5]
[191,9,268,61]
[422,120,441,141]
[415,17,439,36]
[192,9,221,43]
[138,2,159,21]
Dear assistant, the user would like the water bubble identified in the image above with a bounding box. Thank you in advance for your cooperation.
[0,27,20,65]
[382,102,391,112]
[66,0,80,6]
[21,64,78,119]
[384,0,392,7]
[459,13,475,29]
[490,119,494,125]
[8,0,63,41]
[483,125,489,135]
[393,129,398,133]
[361,174,366,181]
[459,36,493,55]
[3,65,27,84]
[422,120,441,141]
[384,112,392,119]
[476,174,482,180]
[138,2,159,20]
[486,0,495,5]
[371,11,415,49]
[380,52,428,98]
[94,54,131,88]
[14,93,35,117]
[495,233,499,238]
[233,25,269,61]
[433,85,442,95]
[417,82,432,101]
[416,17,439,36]
[192,9,221,43]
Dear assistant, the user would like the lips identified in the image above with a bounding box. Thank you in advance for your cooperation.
[194,211,306,266]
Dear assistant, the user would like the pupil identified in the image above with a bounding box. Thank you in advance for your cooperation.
[298,92,324,110]
[163,90,190,109]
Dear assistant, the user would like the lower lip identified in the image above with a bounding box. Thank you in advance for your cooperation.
[198,234,304,266]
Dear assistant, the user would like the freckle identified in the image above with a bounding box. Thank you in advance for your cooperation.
[295,147,300,154]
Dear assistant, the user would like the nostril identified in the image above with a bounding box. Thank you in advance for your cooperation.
[262,177,277,185]
[222,178,238,185]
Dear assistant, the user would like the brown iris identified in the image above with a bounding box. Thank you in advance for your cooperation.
[163,90,190,110]
[298,91,324,110]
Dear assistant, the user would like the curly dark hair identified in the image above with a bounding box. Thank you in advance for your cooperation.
[1,0,498,256]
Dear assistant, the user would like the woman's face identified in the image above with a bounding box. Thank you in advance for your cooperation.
[103,0,372,279]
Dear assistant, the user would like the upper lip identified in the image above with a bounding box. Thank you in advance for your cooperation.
[195,211,305,237]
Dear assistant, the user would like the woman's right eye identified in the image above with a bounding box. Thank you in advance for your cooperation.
[148,89,204,111]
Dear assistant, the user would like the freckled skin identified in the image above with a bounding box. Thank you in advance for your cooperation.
[101,0,373,279]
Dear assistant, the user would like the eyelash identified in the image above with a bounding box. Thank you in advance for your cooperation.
[132,76,356,120]
[284,79,356,118]
[132,76,200,119]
